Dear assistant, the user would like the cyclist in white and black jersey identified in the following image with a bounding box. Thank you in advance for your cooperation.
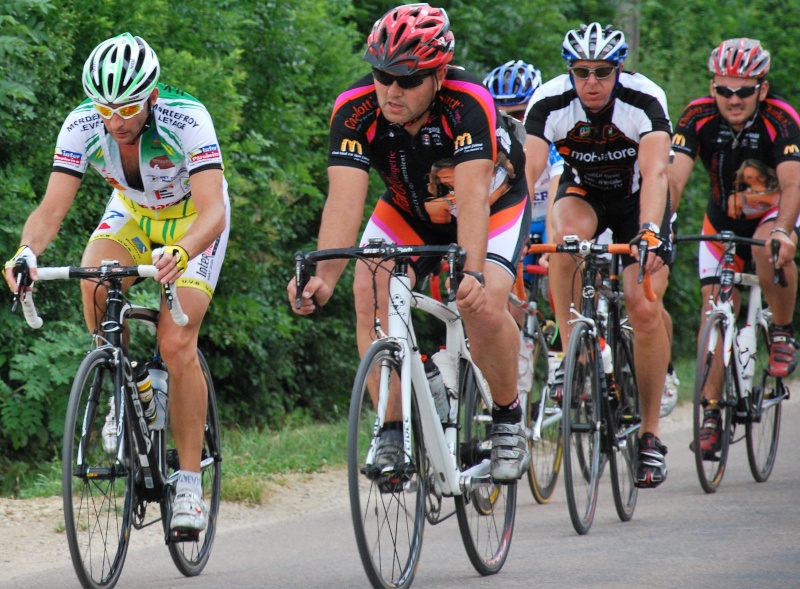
[523,23,673,488]
[4,33,230,532]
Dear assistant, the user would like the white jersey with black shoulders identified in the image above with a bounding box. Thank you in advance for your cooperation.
[524,71,671,200]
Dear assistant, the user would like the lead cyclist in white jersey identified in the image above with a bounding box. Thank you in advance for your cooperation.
[4,33,230,532]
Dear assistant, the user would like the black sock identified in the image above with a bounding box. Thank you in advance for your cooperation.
[381,420,402,432]
[772,323,793,335]
[493,396,523,424]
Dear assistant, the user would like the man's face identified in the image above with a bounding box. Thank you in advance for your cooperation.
[372,68,444,125]
[95,90,157,145]
[569,60,619,113]
[711,75,767,131]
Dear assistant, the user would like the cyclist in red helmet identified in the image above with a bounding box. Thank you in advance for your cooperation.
[288,3,532,482]
[670,38,800,454]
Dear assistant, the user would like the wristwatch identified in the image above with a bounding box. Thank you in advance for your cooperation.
[640,222,660,234]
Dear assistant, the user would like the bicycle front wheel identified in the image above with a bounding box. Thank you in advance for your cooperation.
[167,349,222,576]
[608,329,639,522]
[561,322,601,535]
[746,322,783,482]
[692,312,734,493]
[455,362,516,575]
[63,348,133,589]
[525,328,562,504]
[348,340,426,589]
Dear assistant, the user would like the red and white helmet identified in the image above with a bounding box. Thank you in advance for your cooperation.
[363,4,454,75]
[708,38,770,78]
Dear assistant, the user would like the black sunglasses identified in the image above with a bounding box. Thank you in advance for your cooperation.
[713,84,761,99]
[372,68,433,90]
[569,65,618,80]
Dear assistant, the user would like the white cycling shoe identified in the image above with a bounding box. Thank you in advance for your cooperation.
[170,491,208,532]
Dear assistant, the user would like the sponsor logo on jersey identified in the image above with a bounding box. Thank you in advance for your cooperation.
[54,148,82,166]
[579,126,592,138]
[454,133,473,148]
[344,97,376,130]
[197,238,220,279]
[569,147,637,163]
[132,237,147,254]
[340,139,363,154]
[784,144,800,155]
[189,144,221,163]
[150,155,175,169]
[155,189,177,200]
[673,134,686,147]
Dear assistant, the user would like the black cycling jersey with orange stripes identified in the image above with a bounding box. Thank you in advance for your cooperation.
[328,66,527,222]
[672,94,800,230]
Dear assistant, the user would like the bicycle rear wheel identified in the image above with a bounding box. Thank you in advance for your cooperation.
[167,350,222,575]
[561,322,601,535]
[348,340,426,589]
[63,348,132,589]
[608,329,639,522]
[692,312,733,493]
[746,322,783,482]
[455,362,516,575]
[525,328,562,504]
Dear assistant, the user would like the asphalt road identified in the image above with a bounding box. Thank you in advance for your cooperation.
[6,399,800,589]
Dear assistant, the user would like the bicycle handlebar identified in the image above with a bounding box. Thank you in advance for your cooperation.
[12,258,188,329]
[294,240,467,309]
[673,231,787,287]
[528,240,656,302]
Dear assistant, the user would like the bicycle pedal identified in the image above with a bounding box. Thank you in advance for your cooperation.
[169,529,200,543]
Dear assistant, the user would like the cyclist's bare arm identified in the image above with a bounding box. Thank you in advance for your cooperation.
[632,130,671,275]
[287,165,369,314]
[770,159,800,266]
[454,158,492,272]
[5,171,80,291]
[667,151,696,214]
[154,167,226,285]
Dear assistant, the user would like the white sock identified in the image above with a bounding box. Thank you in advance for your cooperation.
[175,470,202,497]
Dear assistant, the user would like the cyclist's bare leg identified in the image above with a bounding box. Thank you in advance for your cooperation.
[353,258,402,421]
[459,263,518,406]
[752,221,798,326]
[697,283,741,404]
[159,287,211,473]
[622,263,670,437]
[549,197,598,350]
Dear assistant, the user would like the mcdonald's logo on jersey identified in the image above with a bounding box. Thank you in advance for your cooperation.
[454,133,473,149]
[672,134,686,147]
[784,144,800,155]
[341,139,363,154]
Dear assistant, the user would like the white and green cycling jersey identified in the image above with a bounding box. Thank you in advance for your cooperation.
[52,83,226,219]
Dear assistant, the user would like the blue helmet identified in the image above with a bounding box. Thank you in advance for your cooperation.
[483,60,542,109]
[561,23,628,65]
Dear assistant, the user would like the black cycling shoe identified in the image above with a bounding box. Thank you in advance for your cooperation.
[635,433,668,489]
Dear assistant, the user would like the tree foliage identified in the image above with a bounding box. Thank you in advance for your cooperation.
[1,0,798,483]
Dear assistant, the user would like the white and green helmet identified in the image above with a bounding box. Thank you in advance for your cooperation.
[82,33,160,104]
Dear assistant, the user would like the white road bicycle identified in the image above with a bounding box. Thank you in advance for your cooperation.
[294,240,517,589]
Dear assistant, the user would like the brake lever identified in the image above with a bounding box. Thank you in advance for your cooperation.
[11,259,33,313]
[637,239,647,285]
[294,251,311,309]
[771,239,788,287]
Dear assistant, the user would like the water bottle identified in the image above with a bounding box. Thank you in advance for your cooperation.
[517,335,534,394]
[146,358,169,430]
[737,326,756,379]
[424,355,450,422]
[432,349,457,393]
[133,361,161,428]
[600,338,613,375]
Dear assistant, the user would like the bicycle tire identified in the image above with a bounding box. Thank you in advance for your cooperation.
[348,340,425,589]
[525,328,562,504]
[692,312,733,493]
[561,322,601,535]
[608,329,639,522]
[455,362,517,575]
[63,348,133,589]
[746,322,783,482]
[167,349,222,575]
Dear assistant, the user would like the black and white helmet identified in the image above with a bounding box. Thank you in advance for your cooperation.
[708,38,771,78]
[561,23,628,65]
[82,33,160,104]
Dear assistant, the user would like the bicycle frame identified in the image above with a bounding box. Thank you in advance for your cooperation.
[371,259,494,497]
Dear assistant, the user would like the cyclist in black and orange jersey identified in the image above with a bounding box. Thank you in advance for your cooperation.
[669,38,800,453]
[523,23,673,488]
[287,3,532,482]
[4,33,229,532]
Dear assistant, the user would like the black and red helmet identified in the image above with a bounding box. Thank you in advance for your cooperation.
[363,4,455,75]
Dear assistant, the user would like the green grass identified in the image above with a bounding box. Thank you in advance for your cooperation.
[7,415,350,504]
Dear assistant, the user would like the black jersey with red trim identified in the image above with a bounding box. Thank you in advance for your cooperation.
[671,94,800,228]
[328,67,526,221]
[524,71,671,200]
